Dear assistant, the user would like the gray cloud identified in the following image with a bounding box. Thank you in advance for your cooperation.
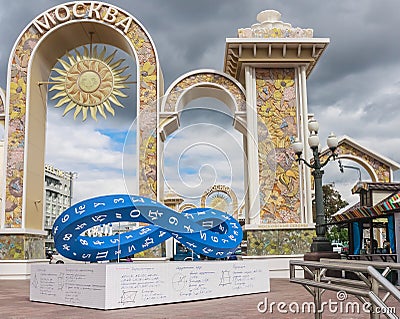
[1,0,399,205]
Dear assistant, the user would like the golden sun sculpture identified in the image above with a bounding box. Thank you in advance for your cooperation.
[209,194,230,212]
[49,46,130,121]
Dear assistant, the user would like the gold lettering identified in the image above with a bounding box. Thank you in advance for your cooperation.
[33,13,57,34]
[115,16,132,34]
[103,6,118,23]
[88,2,102,19]
[72,3,86,18]
[55,5,71,22]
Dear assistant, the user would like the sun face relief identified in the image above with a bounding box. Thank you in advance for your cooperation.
[78,70,102,93]
[50,46,130,121]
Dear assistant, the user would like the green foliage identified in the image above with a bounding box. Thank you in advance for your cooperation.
[322,184,349,243]
[327,225,348,243]
[323,184,348,223]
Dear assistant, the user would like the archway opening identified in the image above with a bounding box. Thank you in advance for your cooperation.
[162,96,246,218]
[16,20,146,233]
[43,43,137,248]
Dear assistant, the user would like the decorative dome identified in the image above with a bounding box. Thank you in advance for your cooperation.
[238,9,313,39]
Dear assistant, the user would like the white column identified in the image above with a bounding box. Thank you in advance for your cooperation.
[245,66,261,225]
[299,66,313,225]
[165,237,174,259]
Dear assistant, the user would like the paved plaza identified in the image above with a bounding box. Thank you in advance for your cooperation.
[0,278,398,319]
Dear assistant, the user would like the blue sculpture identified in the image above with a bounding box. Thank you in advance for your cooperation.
[53,194,243,262]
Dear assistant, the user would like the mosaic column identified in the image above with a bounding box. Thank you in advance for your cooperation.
[224,10,329,255]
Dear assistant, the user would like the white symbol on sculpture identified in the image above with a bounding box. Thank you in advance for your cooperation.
[63,233,72,241]
[113,198,124,204]
[230,222,238,229]
[82,253,91,259]
[186,242,197,248]
[219,224,226,232]
[222,238,229,244]
[115,249,121,256]
[93,240,105,245]
[94,202,105,208]
[53,226,58,235]
[131,197,144,203]
[202,221,213,228]
[139,227,152,236]
[96,251,108,259]
[184,225,194,233]
[211,236,218,243]
[92,214,107,222]
[148,209,163,221]
[200,231,206,241]
[171,232,182,240]
[115,213,122,219]
[80,239,89,246]
[228,235,236,242]
[130,209,140,218]
[184,213,194,219]
[169,216,178,226]
[128,244,136,253]
[159,230,166,237]
[75,205,86,215]
[75,223,87,230]
[62,244,70,251]
[216,251,224,256]
[61,214,70,223]
[110,238,119,244]
[125,234,134,239]
[202,247,213,254]
[142,237,154,248]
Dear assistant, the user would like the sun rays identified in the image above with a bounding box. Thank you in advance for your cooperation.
[49,45,131,121]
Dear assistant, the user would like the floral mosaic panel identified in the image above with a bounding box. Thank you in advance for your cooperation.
[134,244,162,258]
[256,68,301,224]
[163,72,246,113]
[5,3,158,228]
[24,235,45,259]
[0,235,24,259]
[0,234,45,260]
[247,229,315,255]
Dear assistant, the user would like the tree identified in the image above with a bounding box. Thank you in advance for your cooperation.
[322,184,348,223]
[322,184,349,243]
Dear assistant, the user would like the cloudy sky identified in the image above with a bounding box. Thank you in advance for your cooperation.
[1,0,400,208]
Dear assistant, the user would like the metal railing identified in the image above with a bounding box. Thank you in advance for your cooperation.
[289,259,400,319]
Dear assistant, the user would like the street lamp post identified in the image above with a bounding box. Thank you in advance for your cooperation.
[292,118,339,252]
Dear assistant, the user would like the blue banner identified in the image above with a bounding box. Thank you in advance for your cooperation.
[352,221,362,255]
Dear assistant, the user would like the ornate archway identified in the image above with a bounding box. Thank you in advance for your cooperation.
[1,2,161,259]
[320,136,399,183]
[159,69,247,214]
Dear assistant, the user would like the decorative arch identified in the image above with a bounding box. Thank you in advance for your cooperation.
[337,154,378,182]
[159,70,247,141]
[200,184,239,219]
[159,69,247,214]
[2,2,160,232]
[162,69,246,113]
[320,136,399,183]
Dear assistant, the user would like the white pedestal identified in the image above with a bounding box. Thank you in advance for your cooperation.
[30,260,270,310]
